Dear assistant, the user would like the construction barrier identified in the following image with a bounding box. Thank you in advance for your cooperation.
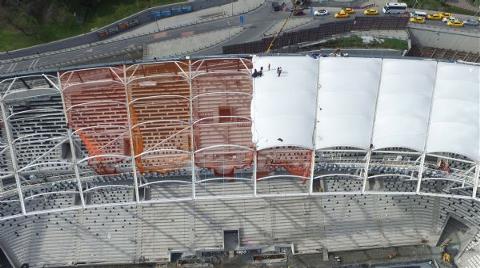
[222,16,409,54]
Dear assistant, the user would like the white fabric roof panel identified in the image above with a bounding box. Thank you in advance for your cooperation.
[426,62,480,160]
[372,59,437,151]
[251,56,480,159]
[315,57,382,150]
[251,56,319,150]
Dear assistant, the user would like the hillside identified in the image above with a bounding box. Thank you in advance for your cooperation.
[0,0,181,52]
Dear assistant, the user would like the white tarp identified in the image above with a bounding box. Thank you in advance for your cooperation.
[316,57,382,150]
[373,59,437,151]
[251,56,318,150]
[251,56,480,159]
[426,62,480,160]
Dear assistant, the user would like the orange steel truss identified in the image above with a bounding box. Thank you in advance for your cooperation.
[57,58,312,180]
[60,67,129,174]
[256,148,313,180]
[126,61,191,173]
[192,58,253,177]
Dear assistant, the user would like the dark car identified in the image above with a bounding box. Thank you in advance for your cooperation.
[272,2,281,11]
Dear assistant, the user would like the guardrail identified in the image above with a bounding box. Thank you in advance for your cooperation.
[222,16,409,54]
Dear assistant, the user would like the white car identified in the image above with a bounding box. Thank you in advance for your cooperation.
[442,16,456,23]
[314,9,329,16]
[410,10,427,17]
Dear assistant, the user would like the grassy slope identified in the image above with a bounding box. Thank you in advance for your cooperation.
[404,0,479,15]
[0,0,182,52]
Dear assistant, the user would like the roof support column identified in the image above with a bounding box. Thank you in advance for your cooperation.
[418,61,438,193]
[362,59,383,194]
[309,151,316,194]
[122,65,140,203]
[188,57,196,200]
[361,149,372,193]
[66,129,86,207]
[0,98,26,214]
[472,163,480,198]
[253,151,257,197]
[310,79,321,195]
[415,153,426,194]
[55,73,86,208]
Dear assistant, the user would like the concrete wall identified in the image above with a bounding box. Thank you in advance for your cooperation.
[409,25,480,54]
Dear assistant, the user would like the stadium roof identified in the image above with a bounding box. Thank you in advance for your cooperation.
[1,55,480,220]
[252,56,318,150]
[252,56,480,160]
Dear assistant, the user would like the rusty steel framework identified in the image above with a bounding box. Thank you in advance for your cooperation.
[0,56,479,222]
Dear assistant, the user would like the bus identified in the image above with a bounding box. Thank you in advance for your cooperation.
[382,2,408,14]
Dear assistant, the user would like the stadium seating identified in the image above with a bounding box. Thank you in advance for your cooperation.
[2,57,480,267]
[0,188,450,266]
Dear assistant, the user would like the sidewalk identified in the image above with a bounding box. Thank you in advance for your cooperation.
[110,0,265,41]
[145,26,245,59]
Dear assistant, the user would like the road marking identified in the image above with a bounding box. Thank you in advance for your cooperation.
[7,62,17,73]
[32,58,40,70]
[28,59,36,70]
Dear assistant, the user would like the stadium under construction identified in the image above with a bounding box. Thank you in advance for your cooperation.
[0,55,479,267]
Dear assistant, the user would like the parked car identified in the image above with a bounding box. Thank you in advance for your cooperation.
[409,16,425,24]
[447,20,464,27]
[463,18,479,26]
[272,2,281,11]
[364,8,379,16]
[314,9,329,16]
[427,13,443,20]
[344,7,355,14]
[335,9,350,18]
[410,10,427,17]
[442,16,457,23]
[440,12,452,18]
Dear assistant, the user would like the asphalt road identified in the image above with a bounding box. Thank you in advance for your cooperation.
[0,2,479,77]
[0,0,235,61]
[0,3,287,76]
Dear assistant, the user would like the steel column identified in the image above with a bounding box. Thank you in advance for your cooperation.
[472,163,480,198]
[66,129,86,207]
[188,57,196,199]
[55,73,86,208]
[416,62,438,193]
[361,150,372,193]
[362,58,383,194]
[309,150,316,194]
[0,98,26,214]
[310,81,321,194]
[253,151,257,197]
[415,153,426,194]
[122,65,140,202]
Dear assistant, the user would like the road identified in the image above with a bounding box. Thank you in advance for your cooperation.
[0,2,479,76]
[0,0,235,61]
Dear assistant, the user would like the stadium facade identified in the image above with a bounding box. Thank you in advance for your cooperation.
[0,55,480,267]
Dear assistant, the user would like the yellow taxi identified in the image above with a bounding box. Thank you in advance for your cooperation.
[335,9,350,18]
[409,16,426,24]
[440,12,452,18]
[344,7,355,14]
[426,13,443,20]
[363,8,379,15]
[447,20,464,27]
